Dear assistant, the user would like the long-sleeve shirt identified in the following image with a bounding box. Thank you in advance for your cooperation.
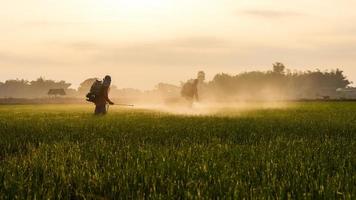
[95,86,113,106]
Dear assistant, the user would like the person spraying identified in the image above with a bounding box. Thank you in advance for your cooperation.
[86,75,114,115]
[181,79,199,107]
[180,71,205,107]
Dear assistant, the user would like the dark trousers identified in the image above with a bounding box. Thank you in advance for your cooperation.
[95,104,107,115]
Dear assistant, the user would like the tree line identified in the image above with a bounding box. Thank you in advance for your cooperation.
[0,78,74,98]
[204,63,351,100]
[0,63,352,100]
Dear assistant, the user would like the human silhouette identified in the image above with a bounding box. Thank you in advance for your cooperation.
[181,79,199,107]
[94,75,114,115]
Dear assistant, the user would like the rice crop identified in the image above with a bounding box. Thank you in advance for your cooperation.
[0,103,355,199]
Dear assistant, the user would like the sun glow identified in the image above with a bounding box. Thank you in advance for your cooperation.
[101,0,170,14]
[83,0,177,23]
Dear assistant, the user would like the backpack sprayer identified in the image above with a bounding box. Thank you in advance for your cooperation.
[87,78,135,113]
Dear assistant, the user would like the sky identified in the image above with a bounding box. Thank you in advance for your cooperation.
[1,0,356,89]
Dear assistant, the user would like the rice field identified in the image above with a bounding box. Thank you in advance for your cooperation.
[0,102,355,199]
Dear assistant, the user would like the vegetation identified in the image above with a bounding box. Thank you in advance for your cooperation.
[0,103,355,199]
[0,77,73,98]
[207,63,351,100]
[0,63,352,100]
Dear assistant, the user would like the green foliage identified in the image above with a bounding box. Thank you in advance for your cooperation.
[0,103,355,199]
[209,64,351,100]
[0,78,72,98]
[273,62,286,74]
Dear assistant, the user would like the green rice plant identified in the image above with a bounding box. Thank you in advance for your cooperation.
[0,103,355,199]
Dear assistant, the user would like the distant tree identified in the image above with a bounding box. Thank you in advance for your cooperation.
[209,73,237,98]
[108,86,143,98]
[207,63,351,100]
[0,78,71,98]
[0,79,29,98]
[155,83,180,97]
[48,89,66,97]
[65,88,78,97]
[29,77,71,97]
[333,69,351,88]
[273,62,286,74]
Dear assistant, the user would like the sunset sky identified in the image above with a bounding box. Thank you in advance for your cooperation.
[1,0,356,89]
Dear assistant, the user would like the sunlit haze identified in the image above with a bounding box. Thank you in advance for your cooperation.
[1,0,356,89]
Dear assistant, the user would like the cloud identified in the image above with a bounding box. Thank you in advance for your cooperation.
[63,37,234,66]
[0,51,69,66]
[64,36,356,68]
[67,36,228,51]
[167,37,228,49]
[5,34,355,74]
[68,42,103,51]
[1,36,229,69]
[23,20,121,28]
[241,9,304,19]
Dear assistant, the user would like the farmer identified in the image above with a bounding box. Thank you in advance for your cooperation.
[94,75,114,115]
[181,79,199,106]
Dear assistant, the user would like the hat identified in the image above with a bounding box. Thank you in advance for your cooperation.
[103,75,111,87]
